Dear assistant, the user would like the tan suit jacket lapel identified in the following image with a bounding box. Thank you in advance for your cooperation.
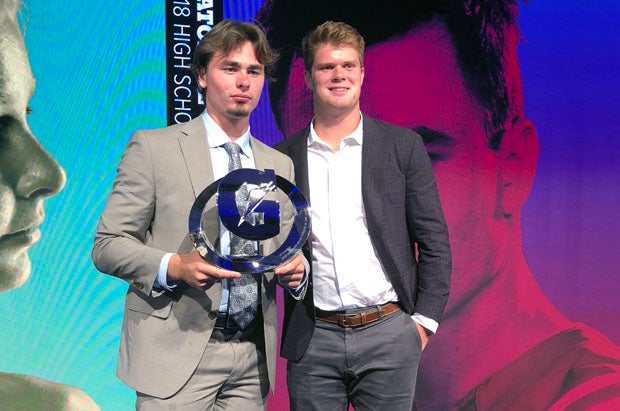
[178,119,214,197]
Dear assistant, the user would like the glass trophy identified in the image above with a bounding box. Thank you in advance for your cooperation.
[189,168,310,272]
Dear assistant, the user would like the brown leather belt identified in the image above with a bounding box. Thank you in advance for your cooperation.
[315,302,401,328]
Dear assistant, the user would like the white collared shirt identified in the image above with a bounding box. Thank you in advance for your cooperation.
[307,115,399,311]
[307,114,438,333]
[203,111,256,180]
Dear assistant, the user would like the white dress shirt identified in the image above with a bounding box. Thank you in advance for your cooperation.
[308,115,438,333]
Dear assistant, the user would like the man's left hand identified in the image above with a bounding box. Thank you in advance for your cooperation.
[274,253,305,288]
[414,320,430,350]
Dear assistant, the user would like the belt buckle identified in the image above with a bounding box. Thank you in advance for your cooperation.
[338,312,368,327]
[338,313,357,327]
[215,312,235,330]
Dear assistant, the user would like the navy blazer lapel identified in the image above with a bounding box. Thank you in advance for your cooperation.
[361,117,387,224]
[360,117,402,284]
[289,129,311,206]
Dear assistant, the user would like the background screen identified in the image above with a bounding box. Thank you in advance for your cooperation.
[1,1,618,409]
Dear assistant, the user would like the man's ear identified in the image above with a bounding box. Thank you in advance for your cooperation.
[497,117,539,217]
[304,70,312,89]
[198,68,207,91]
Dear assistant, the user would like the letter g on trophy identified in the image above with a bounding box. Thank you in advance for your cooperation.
[189,169,310,272]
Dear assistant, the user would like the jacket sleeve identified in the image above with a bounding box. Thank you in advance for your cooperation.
[405,131,452,322]
[91,130,166,295]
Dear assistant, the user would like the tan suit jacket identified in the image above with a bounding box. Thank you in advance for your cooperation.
[92,117,294,398]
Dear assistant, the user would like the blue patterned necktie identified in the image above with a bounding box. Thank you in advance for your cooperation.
[222,141,259,329]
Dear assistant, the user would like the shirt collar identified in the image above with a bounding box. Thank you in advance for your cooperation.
[307,112,364,149]
[202,110,252,155]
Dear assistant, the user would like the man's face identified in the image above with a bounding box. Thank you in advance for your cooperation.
[280,20,510,311]
[199,41,265,129]
[0,16,66,292]
[304,43,364,119]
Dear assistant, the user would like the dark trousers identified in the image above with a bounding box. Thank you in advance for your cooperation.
[287,310,423,411]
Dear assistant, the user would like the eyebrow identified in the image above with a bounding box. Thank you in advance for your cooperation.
[412,126,455,147]
[316,60,357,68]
[222,60,263,71]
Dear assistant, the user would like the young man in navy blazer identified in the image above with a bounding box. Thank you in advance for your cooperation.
[274,21,452,411]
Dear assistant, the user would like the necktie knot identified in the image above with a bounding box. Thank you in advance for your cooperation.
[223,141,243,172]
[223,141,241,156]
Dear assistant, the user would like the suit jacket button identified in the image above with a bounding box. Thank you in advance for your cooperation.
[208,311,218,319]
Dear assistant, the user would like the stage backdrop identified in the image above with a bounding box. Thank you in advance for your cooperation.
[1,1,618,410]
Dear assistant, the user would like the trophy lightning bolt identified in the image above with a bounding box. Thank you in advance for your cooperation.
[235,181,277,227]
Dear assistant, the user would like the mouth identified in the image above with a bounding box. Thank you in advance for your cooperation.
[232,94,252,103]
[0,225,42,248]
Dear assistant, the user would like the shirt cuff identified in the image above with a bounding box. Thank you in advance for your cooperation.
[412,313,439,335]
[155,253,178,291]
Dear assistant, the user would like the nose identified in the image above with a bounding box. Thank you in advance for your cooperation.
[14,137,66,200]
[237,71,250,90]
[332,66,345,81]
[0,117,66,200]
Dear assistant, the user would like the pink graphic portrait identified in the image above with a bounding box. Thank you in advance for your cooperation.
[257,0,620,409]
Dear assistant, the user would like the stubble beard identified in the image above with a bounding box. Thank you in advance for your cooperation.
[227,106,250,118]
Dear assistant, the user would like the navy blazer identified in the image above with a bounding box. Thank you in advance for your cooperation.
[274,115,451,361]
